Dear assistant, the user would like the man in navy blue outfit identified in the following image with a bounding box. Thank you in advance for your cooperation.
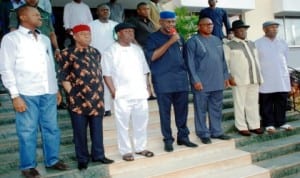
[184,17,231,144]
[145,11,197,152]
[199,0,232,40]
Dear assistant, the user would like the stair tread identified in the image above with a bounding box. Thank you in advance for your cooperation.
[256,151,300,169]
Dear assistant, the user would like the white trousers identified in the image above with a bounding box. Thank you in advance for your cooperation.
[114,98,149,155]
[232,84,261,130]
[104,82,112,111]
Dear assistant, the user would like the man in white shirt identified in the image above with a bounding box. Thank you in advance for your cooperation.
[89,4,118,117]
[255,21,293,134]
[0,5,68,178]
[63,0,93,45]
[102,22,154,161]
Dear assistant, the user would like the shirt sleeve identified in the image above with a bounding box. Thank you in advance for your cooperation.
[183,37,201,84]
[145,34,156,64]
[57,50,71,82]
[101,50,113,77]
[222,9,231,35]
[63,4,70,29]
[0,35,19,95]
[223,44,231,73]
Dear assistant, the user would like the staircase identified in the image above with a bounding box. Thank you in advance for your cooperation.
[0,90,299,178]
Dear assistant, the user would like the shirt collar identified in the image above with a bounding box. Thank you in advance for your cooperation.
[18,26,41,35]
[232,37,247,43]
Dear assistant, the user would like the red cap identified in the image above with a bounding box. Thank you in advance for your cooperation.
[72,24,90,34]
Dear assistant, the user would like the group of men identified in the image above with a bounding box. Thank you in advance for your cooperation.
[0,0,294,178]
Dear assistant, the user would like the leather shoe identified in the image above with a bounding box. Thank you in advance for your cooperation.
[177,140,198,147]
[238,130,251,136]
[250,128,264,135]
[46,160,69,170]
[164,143,173,152]
[200,137,212,144]
[92,157,114,164]
[21,168,41,178]
[78,162,88,170]
[211,134,231,140]
[104,110,112,117]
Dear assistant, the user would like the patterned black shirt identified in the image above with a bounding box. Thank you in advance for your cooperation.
[58,46,104,116]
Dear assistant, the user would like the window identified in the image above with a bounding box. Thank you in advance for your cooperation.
[275,17,300,46]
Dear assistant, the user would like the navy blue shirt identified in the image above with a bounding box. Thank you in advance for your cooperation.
[184,34,229,92]
[145,30,189,93]
[199,7,231,39]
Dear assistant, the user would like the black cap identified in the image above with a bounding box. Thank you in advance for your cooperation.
[231,20,250,30]
[114,22,136,32]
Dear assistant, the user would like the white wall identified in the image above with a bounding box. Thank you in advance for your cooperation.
[273,0,300,13]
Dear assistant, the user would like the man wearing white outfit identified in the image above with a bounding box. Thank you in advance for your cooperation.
[89,4,118,117]
[102,22,154,161]
[224,20,264,136]
[255,21,293,134]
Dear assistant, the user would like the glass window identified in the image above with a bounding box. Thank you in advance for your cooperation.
[275,17,300,46]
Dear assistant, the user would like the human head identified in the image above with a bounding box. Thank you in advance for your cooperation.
[97,4,110,21]
[114,22,136,46]
[198,17,214,36]
[263,21,279,39]
[17,5,42,30]
[208,0,217,7]
[159,11,176,34]
[137,2,150,18]
[25,0,38,7]
[73,0,82,3]
[72,24,91,48]
[231,20,250,40]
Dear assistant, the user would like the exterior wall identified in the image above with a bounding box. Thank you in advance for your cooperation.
[244,0,274,41]
[274,0,300,14]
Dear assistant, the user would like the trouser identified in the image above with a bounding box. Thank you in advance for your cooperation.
[103,82,112,112]
[69,112,105,163]
[259,92,289,127]
[232,84,261,130]
[193,90,224,138]
[156,91,190,144]
[16,94,60,170]
[114,98,149,155]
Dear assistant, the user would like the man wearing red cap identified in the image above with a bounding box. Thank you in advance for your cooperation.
[57,24,114,170]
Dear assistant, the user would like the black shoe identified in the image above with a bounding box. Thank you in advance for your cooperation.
[57,102,67,110]
[46,160,69,170]
[148,95,156,100]
[177,140,198,147]
[21,168,41,178]
[78,162,88,170]
[211,134,231,140]
[200,137,212,144]
[164,143,174,152]
[92,157,114,164]
[104,110,112,117]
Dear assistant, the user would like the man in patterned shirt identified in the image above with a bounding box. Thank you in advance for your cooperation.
[57,24,114,170]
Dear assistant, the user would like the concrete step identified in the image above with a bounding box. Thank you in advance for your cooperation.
[181,164,270,178]
[256,151,300,178]
[282,172,300,178]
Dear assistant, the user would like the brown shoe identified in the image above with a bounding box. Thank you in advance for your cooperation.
[46,160,69,170]
[21,168,41,178]
[238,130,251,136]
[250,128,264,134]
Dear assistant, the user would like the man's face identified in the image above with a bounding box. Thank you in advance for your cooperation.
[198,18,214,35]
[264,25,278,39]
[21,7,42,28]
[137,5,150,18]
[97,6,110,20]
[208,0,217,6]
[26,0,38,7]
[234,28,248,40]
[73,31,91,47]
[159,18,176,34]
[118,28,135,43]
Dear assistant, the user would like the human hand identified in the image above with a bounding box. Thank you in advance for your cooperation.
[194,82,203,91]
[12,97,27,112]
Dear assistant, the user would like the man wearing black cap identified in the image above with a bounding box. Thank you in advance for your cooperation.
[145,11,198,152]
[102,22,154,161]
[255,21,293,134]
[224,20,264,136]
